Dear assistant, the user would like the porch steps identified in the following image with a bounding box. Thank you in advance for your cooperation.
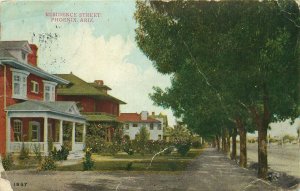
[67,151,84,160]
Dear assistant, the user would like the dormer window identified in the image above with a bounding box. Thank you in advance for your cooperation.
[43,80,57,102]
[11,68,29,99]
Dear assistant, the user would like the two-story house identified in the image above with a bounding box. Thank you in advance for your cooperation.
[0,41,86,156]
[118,111,163,140]
[149,112,169,141]
[55,73,126,142]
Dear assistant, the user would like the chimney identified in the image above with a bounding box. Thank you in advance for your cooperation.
[94,80,104,86]
[152,112,155,116]
[141,111,148,120]
[27,44,38,67]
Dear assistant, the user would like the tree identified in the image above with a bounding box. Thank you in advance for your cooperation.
[135,0,299,179]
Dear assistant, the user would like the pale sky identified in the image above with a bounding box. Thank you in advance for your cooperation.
[0,0,299,135]
[0,0,176,125]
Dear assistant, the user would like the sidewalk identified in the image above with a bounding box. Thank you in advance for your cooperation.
[179,148,278,191]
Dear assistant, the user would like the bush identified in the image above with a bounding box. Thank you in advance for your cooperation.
[83,148,94,171]
[122,140,134,155]
[163,147,173,155]
[135,127,150,155]
[192,140,202,148]
[19,143,29,160]
[126,162,133,171]
[40,156,56,171]
[33,144,42,162]
[176,142,191,156]
[52,145,69,161]
[2,154,13,171]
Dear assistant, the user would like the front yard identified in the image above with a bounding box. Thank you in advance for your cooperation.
[8,148,203,172]
[57,148,203,171]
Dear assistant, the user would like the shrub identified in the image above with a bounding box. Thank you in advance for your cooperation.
[135,127,150,155]
[33,144,42,162]
[126,162,133,171]
[40,156,56,170]
[52,145,69,161]
[163,147,173,155]
[106,142,120,156]
[176,142,191,156]
[83,148,94,171]
[2,154,13,171]
[122,140,134,155]
[19,143,29,160]
[192,140,202,148]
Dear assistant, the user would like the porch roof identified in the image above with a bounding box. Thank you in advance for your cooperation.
[82,112,120,122]
[6,100,86,121]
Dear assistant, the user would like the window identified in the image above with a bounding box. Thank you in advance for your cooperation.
[133,123,138,127]
[13,120,23,142]
[158,135,162,140]
[30,81,39,94]
[11,69,29,99]
[150,123,154,130]
[30,121,40,142]
[125,124,129,130]
[157,124,162,130]
[43,80,57,101]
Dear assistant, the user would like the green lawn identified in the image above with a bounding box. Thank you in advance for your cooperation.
[57,148,203,172]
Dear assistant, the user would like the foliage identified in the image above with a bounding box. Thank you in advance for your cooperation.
[40,156,56,171]
[135,0,299,179]
[175,141,191,156]
[122,139,134,155]
[135,126,150,155]
[83,148,94,171]
[85,123,107,153]
[33,144,42,162]
[19,143,29,160]
[282,134,297,143]
[1,154,13,171]
[52,145,70,161]
[126,162,133,171]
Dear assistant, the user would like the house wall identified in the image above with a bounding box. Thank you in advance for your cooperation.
[123,122,163,141]
[57,96,96,112]
[95,100,119,116]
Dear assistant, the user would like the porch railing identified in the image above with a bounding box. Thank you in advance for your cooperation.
[10,142,45,153]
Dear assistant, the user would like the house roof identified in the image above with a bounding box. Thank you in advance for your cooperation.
[6,100,85,119]
[0,41,69,85]
[118,113,161,123]
[55,73,126,104]
[82,112,119,122]
[0,41,32,53]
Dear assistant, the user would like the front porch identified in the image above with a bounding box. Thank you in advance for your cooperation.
[6,101,86,155]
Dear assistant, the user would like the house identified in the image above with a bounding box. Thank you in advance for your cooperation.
[149,112,170,141]
[0,41,86,156]
[118,111,163,140]
[55,73,126,142]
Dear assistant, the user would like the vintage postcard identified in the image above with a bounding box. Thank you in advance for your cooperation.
[0,0,299,191]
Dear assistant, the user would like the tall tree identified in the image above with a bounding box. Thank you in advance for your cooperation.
[135,0,299,179]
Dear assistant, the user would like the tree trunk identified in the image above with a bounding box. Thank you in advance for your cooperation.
[231,127,237,160]
[222,130,226,152]
[236,117,247,168]
[216,135,220,151]
[250,85,270,179]
[225,128,230,156]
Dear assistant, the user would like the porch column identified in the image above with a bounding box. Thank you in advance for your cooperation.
[72,122,76,151]
[59,120,63,147]
[82,123,86,145]
[6,115,11,153]
[44,117,48,155]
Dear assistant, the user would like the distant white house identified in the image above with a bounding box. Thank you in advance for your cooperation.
[117,111,163,140]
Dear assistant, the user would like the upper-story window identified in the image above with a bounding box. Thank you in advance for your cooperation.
[157,124,162,130]
[11,68,29,99]
[30,81,39,94]
[43,80,57,102]
[150,123,154,130]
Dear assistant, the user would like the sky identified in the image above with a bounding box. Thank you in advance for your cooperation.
[0,0,175,125]
[0,0,299,136]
